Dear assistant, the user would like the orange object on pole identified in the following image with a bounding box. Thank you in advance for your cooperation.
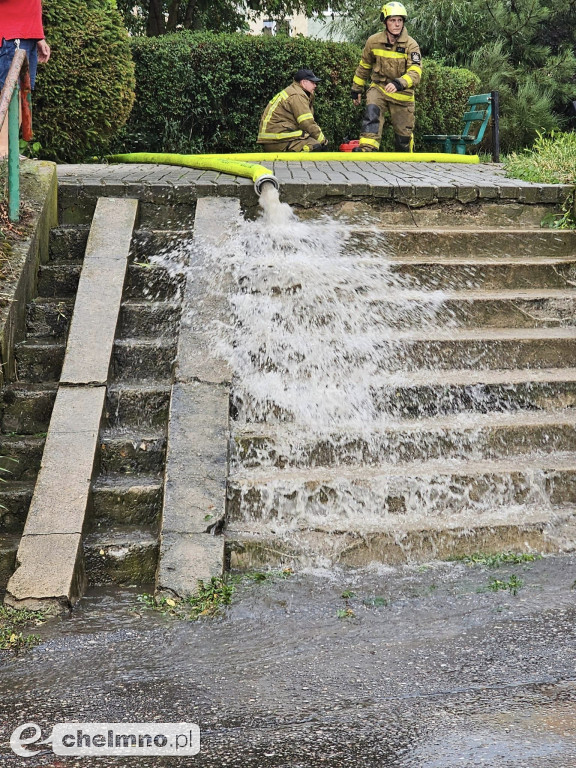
[20,67,33,141]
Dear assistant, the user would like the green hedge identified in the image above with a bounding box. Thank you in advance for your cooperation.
[34,0,135,162]
[115,32,479,154]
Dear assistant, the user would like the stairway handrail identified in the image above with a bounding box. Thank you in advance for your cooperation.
[0,49,33,222]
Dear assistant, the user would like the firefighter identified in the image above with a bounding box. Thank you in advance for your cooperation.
[351,2,422,152]
[257,69,329,152]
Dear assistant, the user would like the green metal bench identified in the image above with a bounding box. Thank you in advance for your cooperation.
[422,93,493,155]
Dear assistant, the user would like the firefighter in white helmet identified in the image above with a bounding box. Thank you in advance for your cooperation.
[351,2,422,151]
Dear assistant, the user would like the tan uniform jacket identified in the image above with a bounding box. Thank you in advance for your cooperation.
[257,81,325,144]
[352,28,422,102]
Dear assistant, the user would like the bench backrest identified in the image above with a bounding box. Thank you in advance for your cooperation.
[461,93,492,144]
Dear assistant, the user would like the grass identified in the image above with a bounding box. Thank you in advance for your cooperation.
[0,605,45,652]
[451,552,541,568]
[504,131,576,229]
[139,576,236,621]
[487,575,524,596]
[139,568,294,621]
[504,131,576,185]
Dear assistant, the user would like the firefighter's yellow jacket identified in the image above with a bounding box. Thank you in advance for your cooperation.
[352,28,422,102]
[257,82,325,144]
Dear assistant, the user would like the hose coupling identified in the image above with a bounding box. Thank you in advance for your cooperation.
[254,174,280,196]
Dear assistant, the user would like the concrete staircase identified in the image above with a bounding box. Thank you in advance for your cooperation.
[0,216,186,594]
[226,202,576,567]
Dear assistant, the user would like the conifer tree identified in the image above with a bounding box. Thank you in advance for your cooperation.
[408,0,576,150]
[338,0,576,150]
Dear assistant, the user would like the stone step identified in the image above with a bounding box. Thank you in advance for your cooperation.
[273,289,576,332]
[38,257,185,300]
[304,201,560,230]
[232,410,576,469]
[367,291,576,330]
[104,383,171,428]
[1,383,57,433]
[358,328,576,372]
[49,225,89,262]
[0,533,19,591]
[26,298,74,338]
[129,229,192,264]
[225,508,576,569]
[119,301,181,338]
[249,260,576,297]
[386,260,576,291]
[91,473,163,526]
[247,328,576,374]
[112,338,177,381]
[99,429,166,475]
[227,454,576,523]
[125,263,185,302]
[84,525,159,585]
[0,434,44,480]
[37,262,82,297]
[347,228,576,259]
[15,339,65,382]
[234,368,576,422]
[0,481,34,533]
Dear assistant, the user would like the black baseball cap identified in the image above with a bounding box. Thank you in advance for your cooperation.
[294,68,321,83]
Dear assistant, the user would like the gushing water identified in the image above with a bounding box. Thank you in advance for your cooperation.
[174,189,564,559]
[216,185,445,429]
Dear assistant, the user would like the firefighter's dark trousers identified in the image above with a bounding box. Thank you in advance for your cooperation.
[358,85,415,151]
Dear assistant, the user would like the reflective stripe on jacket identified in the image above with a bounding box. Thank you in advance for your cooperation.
[257,81,325,143]
[352,29,422,101]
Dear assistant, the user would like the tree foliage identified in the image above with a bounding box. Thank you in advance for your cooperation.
[111,32,478,154]
[116,0,348,36]
[34,0,135,162]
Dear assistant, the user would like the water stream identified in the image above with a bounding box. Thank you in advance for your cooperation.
[172,188,566,559]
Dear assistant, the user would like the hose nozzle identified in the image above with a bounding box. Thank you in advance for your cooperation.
[254,174,280,196]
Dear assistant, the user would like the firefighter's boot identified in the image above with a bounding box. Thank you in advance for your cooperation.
[394,133,412,152]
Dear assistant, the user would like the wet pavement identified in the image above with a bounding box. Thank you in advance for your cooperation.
[1,553,576,767]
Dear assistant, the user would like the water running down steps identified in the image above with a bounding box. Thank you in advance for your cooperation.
[184,186,576,568]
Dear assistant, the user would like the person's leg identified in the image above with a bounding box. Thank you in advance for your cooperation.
[260,141,289,152]
[357,87,386,151]
[18,40,38,89]
[389,101,415,152]
[261,136,322,152]
[286,135,322,152]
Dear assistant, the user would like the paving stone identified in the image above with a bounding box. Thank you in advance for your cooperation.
[57,160,574,210]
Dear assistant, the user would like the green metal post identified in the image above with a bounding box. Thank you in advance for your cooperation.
[7,83,20,222]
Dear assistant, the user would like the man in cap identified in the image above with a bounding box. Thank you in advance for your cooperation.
[257,68,328,152]
[351,2,422,152]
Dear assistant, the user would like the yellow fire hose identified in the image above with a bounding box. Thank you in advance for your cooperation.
[107,151,480,196]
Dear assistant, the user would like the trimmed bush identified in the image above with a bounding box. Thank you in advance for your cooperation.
[116,32,479,154]
[34,0,135,162]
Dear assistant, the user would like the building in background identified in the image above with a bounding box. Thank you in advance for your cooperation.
[248,10,345,41]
